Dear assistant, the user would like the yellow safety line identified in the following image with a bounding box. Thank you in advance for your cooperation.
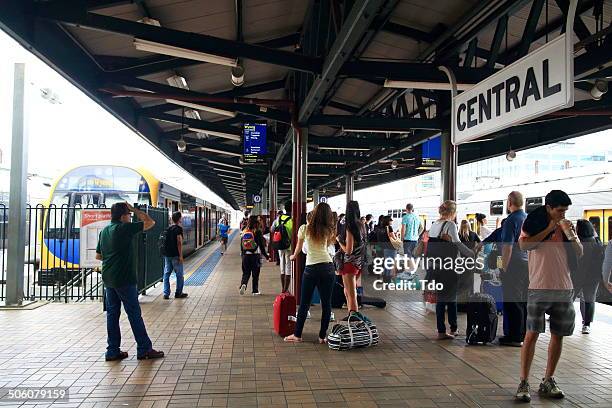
[183,242,219,280]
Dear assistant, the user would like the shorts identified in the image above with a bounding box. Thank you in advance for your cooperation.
[339,262,361,276]
[526,290,575,336]
[221,236,228,244]
[278,249,292,276]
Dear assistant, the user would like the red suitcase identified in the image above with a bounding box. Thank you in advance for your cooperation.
[273,292,296,337]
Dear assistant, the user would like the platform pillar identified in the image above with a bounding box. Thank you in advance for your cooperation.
[345,174,354,203]
[312,188,320,205]
[441,131,457,201]
[291,126,307,303]
[6,63,28,306]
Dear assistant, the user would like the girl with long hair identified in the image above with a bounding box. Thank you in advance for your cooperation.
[284,202,336,344]
[239,215,269,296]
[336,201,368,320]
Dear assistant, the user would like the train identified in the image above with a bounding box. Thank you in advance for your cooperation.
[357,165,612,242]
[39,165,231,278]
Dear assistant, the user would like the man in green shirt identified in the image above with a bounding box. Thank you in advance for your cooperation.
[96,202,164,361]
[271,210,293,292]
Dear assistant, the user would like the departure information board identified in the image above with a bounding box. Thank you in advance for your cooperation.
[243,123,267,163]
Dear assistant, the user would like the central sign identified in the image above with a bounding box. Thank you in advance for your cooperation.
[453,34,573,145]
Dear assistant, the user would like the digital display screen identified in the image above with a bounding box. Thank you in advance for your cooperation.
[243,123,267,163]
[422,136,441,160]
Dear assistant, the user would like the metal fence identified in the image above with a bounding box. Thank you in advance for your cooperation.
[0,204,167,302]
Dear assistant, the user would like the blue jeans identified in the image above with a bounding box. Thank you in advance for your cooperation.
[163,256,185,296]
[295,262,335,339]
[383,248,397,280]
[436,299,458,334]
[105,285,153,358]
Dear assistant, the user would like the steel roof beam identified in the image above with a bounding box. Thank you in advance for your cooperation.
[383,21,431,42]
[35,5,322,73]
[514,0,545,59]
[327,100,361,114]
[308,114,443,130]
[145,112,241,138]
[309,135,400,149]
[340,61,495,83]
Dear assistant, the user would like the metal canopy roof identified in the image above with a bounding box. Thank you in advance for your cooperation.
[1,0,610,210]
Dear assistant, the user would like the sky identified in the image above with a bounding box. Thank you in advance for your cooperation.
[0,29,233,213]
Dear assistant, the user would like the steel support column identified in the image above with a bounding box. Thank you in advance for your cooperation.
[345,174,354,203]
[312,188,320,205]
[291,127,307,303]
[6,63,28,306]
[441,131,457,201]
[268,170,278,263]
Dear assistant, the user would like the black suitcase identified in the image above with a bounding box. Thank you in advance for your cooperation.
[465,293,498,345]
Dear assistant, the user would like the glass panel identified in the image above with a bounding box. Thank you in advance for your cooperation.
[608,216,612,242]
[589,217,601,239]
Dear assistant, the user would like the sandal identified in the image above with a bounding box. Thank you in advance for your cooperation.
[284,335,303,343]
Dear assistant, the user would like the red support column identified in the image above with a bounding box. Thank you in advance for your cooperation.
[291,126,307,304]
[268,170,277,263]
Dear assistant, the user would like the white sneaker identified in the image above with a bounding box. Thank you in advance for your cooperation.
[239,284,246,295]
[252,292,261,296]
[582,325,591,334]
[307,311,311,319]
[330,312,335,321]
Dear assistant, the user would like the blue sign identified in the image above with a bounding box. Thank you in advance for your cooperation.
[243,123,267,163]
[422,136,441,160]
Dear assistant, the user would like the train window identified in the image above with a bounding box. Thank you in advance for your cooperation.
[589,217,601,239]
[490,200,504,215]
[608,217,612,242]
[525,197,543,213]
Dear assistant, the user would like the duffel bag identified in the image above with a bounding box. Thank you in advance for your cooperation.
[327,314,379,351]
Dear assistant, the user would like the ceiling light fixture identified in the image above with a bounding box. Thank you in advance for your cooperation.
[134,39,238,67]
[308,161,345,166]
[342,127,410,134]
[506,149,516,162]
[207,160,242,169]
[383,79,473,91]
[212,167,243,175]
[194,147,242,157]
[590,79,608,100]
[167,99,237,117]
[188,127,241,141]
[391,160,398,169]
[177,138,187,152]
[231,65,245,87]
[317,146,370,151]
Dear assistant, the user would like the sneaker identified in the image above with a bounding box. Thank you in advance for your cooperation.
[450,330,460,337]
[437,333,455,340]
[137,349,165,360]
[499,337,523,347]
[307,310,311,319]
[330,312,335,321]
[239,284,246,295]
[515,380,531,402]
[163,295,170,300]
[175,293,188,298]
[581,325,591,334]
[252,292,261,296]
[539,377,564,399]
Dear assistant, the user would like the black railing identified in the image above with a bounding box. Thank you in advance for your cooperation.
[0,204,168,302]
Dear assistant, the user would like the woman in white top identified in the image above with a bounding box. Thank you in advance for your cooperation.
[285,202,336,344]
[428,200,475,340]
[476,213,493,240]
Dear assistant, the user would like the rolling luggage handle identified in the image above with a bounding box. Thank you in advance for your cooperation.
[347,313,374,348]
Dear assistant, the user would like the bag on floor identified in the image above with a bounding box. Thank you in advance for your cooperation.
[273,292,296,337]
[465,293,498,345]
[360,295,386,309]
[327,314,379,351]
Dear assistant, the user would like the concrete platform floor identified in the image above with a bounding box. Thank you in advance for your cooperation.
[1,235,612,408]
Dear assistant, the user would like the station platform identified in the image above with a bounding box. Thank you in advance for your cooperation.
[1,236,612,408]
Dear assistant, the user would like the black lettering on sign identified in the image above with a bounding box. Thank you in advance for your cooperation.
[505,76,520,113]
[479,89,491,123]
[467,97,477,128]
[542,59,561,97]
[492,83,504,117]
[457,103,467,131]
[521,67,541,107]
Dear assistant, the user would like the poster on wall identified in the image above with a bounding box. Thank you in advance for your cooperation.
[80,209,112,268]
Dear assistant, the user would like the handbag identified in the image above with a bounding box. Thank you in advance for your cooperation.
[327,314,379,351]
[333,250,344,271]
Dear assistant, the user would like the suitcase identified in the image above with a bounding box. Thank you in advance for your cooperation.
[273,293,296,337]
[481,279,504,314]
[465,293,498,345]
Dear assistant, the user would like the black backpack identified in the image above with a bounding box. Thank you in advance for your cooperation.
[158,228,168,257]
[272,216,291,250]
[465,293,498,345]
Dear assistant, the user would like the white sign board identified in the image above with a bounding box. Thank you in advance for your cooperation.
[319,196,328,203]
[453,34,573,145]
[253,194,262,203]
[80,209,112,268]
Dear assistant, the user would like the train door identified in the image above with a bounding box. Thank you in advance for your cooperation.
[585,209,612,243]
[419,215,427,231]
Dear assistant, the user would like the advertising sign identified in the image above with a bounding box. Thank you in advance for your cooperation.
[80,209,111,268]
[453,34,573,144]
[243,123,267,163]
